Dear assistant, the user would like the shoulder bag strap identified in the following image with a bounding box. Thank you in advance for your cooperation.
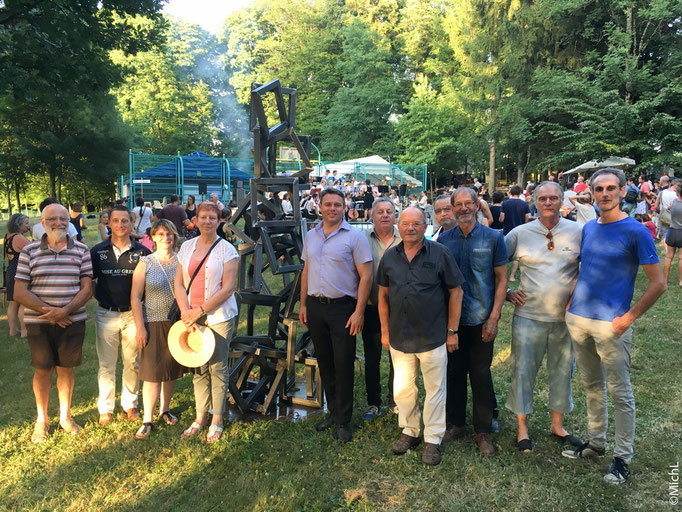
[184,238,222,294]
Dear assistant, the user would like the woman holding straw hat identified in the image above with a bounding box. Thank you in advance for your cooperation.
[174,201,239,443]
[130,219,185,439]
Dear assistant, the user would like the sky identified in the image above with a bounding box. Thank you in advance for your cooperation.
[162,0,254,33]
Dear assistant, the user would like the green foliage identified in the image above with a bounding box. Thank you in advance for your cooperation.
[322,19,401,160]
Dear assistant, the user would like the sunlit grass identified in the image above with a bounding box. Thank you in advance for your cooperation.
[0,217,680,510]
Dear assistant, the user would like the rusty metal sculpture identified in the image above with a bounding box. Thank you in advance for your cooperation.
[225,80,322,414]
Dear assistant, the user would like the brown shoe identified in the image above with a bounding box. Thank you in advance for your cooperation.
[125,408,141,421]
[475,433,495,456]
[421,442,443,465]
[391,433,421,455]
[99,413,113,426]
[442,424,467,442]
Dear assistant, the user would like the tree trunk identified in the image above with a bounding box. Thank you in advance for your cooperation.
[488,138,496,192]
[625,6,634,105]
[14,179,21,213]
[6,184,12,216]
[49,162,57,198]
[517,151,526,189]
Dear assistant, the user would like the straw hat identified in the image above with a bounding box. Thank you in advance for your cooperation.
[168,321,216,368]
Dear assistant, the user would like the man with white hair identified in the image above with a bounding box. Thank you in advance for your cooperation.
[378,207,464,465]
[504,181,583,453]
[15,203,93,443]
[361,197,401,420]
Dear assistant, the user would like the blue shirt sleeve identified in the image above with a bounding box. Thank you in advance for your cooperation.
[352,230,373,266]
[492,231,508,267]
[634,223,659,264]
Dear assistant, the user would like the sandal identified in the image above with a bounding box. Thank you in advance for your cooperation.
[181,421,204,439]
[135,422,154,439]
[31,422,49,444]
[516,438,533,453]
[160,411,178,426]
[206,424,223,444]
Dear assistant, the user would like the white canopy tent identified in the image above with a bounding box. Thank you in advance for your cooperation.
[316,155,423,187]
[564,157,636,175]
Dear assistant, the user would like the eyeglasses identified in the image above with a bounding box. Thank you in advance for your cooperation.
[545,231,554,251]
[398,222,425,229]
[44,216,69,223]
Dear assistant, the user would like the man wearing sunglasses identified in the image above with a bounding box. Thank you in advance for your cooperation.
[563,167,666,484]
[504,181,583,454]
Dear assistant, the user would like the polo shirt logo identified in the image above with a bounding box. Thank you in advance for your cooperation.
[128,252,140,265]
[99,252,108,260]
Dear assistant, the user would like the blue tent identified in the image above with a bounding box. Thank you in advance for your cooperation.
[135,151,253,181]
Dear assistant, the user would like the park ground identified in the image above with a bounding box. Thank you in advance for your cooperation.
[0,217,680,511]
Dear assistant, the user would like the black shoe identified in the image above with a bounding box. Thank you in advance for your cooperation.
[316,414,335,432]
[604,457,630,484]
[336,423,352,443]
[491,417,500,434]
[562,442,605,459]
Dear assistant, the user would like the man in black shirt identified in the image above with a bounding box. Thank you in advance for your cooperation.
[90,205,151,425]
[378,207,464,465]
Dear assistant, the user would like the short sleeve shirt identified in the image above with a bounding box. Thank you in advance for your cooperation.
[378,240,464,353]
[157,204,188,233]
[15,236,93,324]
[501,198,530,235]
[438,222,508,326]
[568,216,659,322]
[91,238,151,309]
[505,218,582,322]
[365,226,401,306]
[177,237,240,325]
[301,220,372,299]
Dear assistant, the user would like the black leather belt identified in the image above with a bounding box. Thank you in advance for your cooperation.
[99,305,131,312]
[307,295,354,304]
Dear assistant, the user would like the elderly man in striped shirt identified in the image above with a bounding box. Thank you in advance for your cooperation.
[14,203,93,443]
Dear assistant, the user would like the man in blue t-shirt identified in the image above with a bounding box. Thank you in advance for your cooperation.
[563,168,666,485]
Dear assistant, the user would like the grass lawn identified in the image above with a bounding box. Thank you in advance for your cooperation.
[0,216,680,511]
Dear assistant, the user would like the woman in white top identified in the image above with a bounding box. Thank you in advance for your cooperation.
[569,191,597,225]
[132,197,154,236]
[175,201,239,443]
[281,192,293,215]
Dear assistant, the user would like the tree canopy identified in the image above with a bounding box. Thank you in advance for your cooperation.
[1,0,681,208]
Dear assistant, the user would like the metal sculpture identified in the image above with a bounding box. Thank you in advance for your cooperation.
[225,80,322,414]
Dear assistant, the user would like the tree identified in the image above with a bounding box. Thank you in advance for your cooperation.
[0,1,166,197]
[322,19,401,160]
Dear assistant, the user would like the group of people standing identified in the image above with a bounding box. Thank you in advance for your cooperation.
[7,168,669,486]
[13,199,240,444]
[300,168,665,485]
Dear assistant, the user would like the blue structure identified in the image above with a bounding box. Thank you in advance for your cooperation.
[123,151,254,207]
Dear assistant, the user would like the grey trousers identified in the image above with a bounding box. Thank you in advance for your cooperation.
[565,312,635,463]
[193,317,236,417]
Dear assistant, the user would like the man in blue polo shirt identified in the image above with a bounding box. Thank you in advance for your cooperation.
[91,205,151,426]
[438,187,508,456]
[563,168,666,484]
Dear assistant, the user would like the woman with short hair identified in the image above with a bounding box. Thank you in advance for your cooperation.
[131,219,185,439]
[4,213,30,337]
[175,201,239,443]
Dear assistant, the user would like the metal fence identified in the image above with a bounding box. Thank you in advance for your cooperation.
[120,151,428,208]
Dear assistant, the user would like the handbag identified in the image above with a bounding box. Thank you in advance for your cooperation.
[167,238,222,322]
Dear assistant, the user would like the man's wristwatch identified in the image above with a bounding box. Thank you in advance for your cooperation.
[447,329,458,336]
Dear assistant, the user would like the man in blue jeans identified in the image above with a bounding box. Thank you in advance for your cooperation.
[563,168,666,484]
